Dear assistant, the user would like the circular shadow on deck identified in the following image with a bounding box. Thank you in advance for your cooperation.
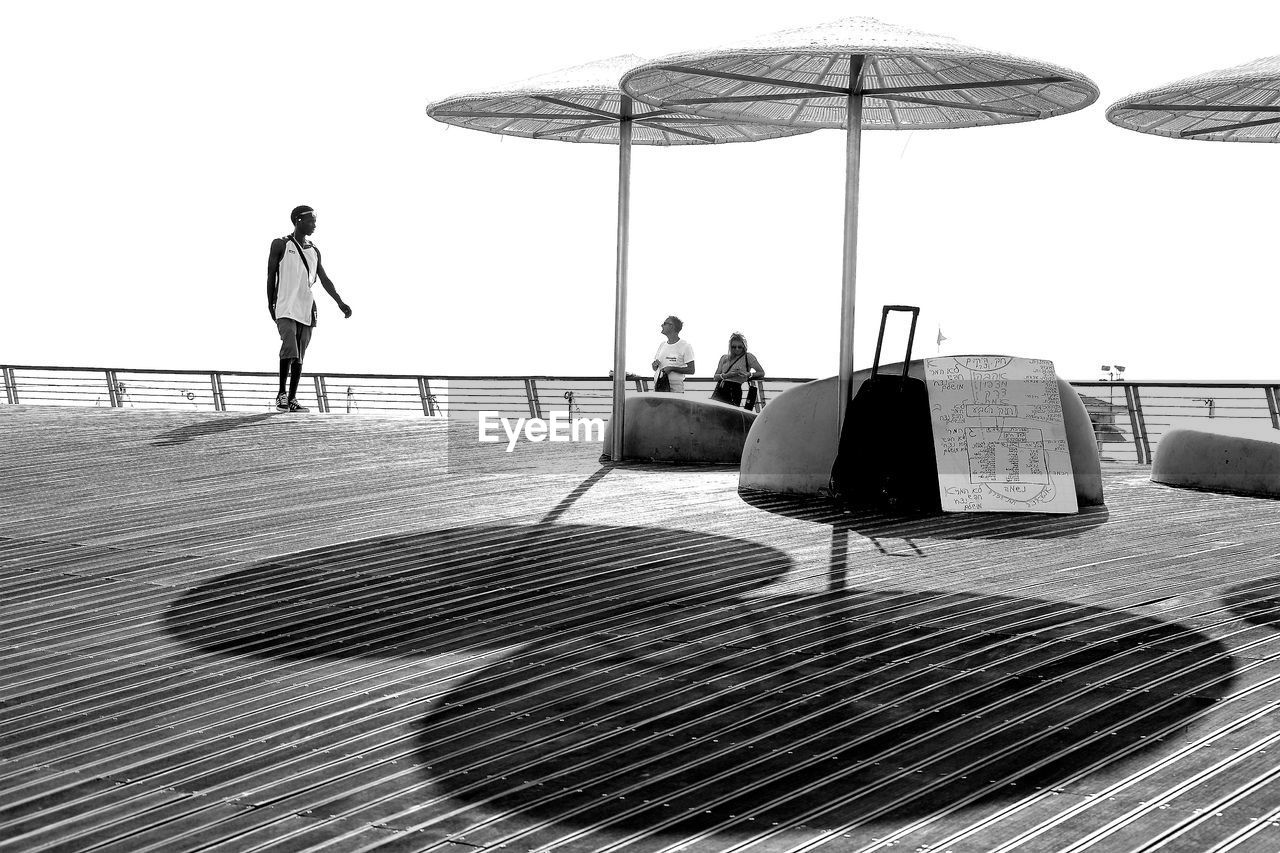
[739,489,1110,541]
[416,589,1232,833]
[163,524,792,660]
[1223,577,1280,629]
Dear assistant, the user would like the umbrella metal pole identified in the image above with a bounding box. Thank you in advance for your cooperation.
[837,65,864,439]
[610,98,633,462]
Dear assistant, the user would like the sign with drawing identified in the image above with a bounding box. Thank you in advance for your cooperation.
[924,356,1077,514]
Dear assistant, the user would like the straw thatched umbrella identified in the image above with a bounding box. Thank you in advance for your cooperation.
[621,18,1098,435]
[1107,55,1280,141]
[427,56,810,460]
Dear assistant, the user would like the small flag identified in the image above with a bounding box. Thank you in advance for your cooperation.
[936,327,948,352]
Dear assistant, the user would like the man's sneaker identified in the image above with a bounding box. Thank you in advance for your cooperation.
[287,399,309,413]
[275,393,289,411]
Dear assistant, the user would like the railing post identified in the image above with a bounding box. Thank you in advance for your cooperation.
[1267,385,1280,430]
[753,379,769,411]
[1125,383,1152,464]
[638,377,651,392]
[210,372,226,412]
[314,376,329,413]
[105,370,120,408]
[418,377,436,417]
[525,379,542,419]
[3,366,17,404]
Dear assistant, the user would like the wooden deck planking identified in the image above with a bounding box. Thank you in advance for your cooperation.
[3,407,1280,852]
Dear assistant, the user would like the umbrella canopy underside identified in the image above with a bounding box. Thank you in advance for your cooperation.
[1107,55,1280,142]
[427,55,812,145]
[621,18,1098,130]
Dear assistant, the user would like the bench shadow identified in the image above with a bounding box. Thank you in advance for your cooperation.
[415,588,1233,833]
[600,460,741,472]
[1223,576,1280,629]
[153,413,279,447]
[163,524,793,660]
[738,489,1110,542]
[738,490,1110,590]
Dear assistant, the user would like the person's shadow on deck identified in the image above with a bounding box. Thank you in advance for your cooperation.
[153,413,279,447]
[164,520,1229,839]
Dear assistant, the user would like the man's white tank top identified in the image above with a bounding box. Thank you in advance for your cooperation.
[275,236,318,325]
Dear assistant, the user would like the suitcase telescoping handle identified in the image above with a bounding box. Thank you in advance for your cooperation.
[870,305,920,380]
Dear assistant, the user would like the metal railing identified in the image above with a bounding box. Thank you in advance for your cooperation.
[1071,380,1280,465]
[3,365,1277,464]
[0,364,796,419]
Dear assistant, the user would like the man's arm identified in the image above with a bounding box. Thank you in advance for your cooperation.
[669,342,695,374]
[316,261,352,318]
[266,238,284,319]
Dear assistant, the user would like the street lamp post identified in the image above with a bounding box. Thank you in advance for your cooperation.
[1100,364,1126,415]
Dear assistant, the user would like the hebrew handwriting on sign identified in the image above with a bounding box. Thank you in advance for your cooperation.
[925,356,1077,515]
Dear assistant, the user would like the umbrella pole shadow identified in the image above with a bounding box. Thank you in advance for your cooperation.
[541,464,614,524]
[829,524,849,591]
[827,518,927,591]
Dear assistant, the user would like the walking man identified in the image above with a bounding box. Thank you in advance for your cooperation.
[267,205,352,411]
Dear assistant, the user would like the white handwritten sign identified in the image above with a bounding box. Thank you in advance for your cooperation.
[925,356,1077,514]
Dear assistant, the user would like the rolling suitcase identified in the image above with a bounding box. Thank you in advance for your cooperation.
[831,305,941,512]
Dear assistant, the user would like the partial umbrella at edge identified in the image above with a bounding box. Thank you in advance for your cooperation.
[621,18,1098,440]
[427,56,812,460]
[1107,55,1280,142]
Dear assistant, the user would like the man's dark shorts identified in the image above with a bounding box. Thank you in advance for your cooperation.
[277,318,313,361]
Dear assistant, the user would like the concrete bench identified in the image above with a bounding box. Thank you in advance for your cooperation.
[739,363,1104,507]
[1152,425,1280,498]
[603,393,757,463]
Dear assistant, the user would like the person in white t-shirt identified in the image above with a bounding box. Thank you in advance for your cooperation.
[651,315,695,393]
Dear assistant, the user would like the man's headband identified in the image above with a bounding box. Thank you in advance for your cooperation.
[290,205,315,224]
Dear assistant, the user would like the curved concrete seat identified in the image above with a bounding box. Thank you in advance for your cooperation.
[603,393,757,464]
[1152,425,1280,498]
[740,361,1104,506]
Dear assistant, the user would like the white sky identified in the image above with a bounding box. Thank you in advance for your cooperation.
[3,0,1277,382]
